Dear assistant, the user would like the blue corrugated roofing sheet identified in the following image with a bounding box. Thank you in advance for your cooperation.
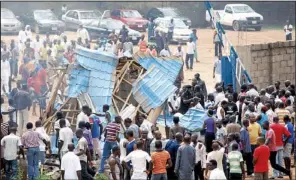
[68,47,118,112]
[132,54,183,112]
[135,54,183,82]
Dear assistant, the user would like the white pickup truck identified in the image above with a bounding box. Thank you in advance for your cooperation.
[206,4,264,31]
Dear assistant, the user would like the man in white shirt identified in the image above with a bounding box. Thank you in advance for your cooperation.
[246,83,259,98]
[168,90,178,114]
[123,140,152,180]
[213,55,222,83]
[191,133,206,180]
[76,106,90,129]
[77,25,90,44]
[159,45,171,57]
[185,38,195,70]
[35,120,50,166]
[206,141,225,176]
[59,119,74,158]
[215,86,225,106]
[284,20,293,41]
[61,143,82,180]
[208,159,227,180]
[1,55,11,95]
[32,35,43,60]
[139,115,153,139]
[18,27,27,52]
[1,127,22,179]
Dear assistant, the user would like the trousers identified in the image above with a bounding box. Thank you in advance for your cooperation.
[17,108,29,136]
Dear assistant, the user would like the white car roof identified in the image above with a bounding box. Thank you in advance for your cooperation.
[227,4,249,7]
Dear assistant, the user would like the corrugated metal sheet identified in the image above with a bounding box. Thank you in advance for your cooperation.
[132,54,183,112]
[135,53,183,83]
[68,47,118,112]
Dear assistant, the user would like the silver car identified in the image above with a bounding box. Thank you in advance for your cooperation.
[1,8,22,34]
[62,9,101,30]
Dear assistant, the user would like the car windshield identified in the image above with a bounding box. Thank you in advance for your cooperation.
[1,10,15,19]
[122,10,142,18]
[232,5,254,13]
[34,11,57,20]
[163,19,187,29]
[161,8,180,17]
[80,11,98,19]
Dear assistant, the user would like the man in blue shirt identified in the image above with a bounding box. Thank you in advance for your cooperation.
[240,119,253,176]
[125,130,136,179]
[165,132,183,180]
[283,115,294,170]
[89,110,103,160]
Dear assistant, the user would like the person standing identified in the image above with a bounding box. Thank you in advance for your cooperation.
[189,29,199,62]
[284,20,293,41]
[194,73,208,101]
[13,84,32,136]
[1,127,22,180]
[147,18,155,42]
[169,116,185,140]
[75,129,95,180]
[174,135,195,180]
[61,4,67,15]
[167,19,174,44]
[248,113,262,154]
[32,35,42,60]
[22,122,48,180]
[213,30,222,56]
[138,35,147,53]
[9,40,19,80]
[124,118,139,139]
[205,141,225,177]
[240,119,254,176]
[77,25,90,44]
[35,120,50,168]
[119,25,129,43]
[213,55,222,83]
[76,106,89,129]
[185,38,195,70]
[227,143,245,180]
[270,116,291,179]
[61,144,82,180]
[253,137,270,180]
[58,119,74,159]
[283,115,294,170]
[208,159,227,180]
[151,140,172,180]
[89,111,103,160]
[99,116,122,174]
[125,130,136,179]
[108,145,123,180]
[165,133,183,180]
[202,110,216,152]
[123,140,152,180]
[155,31,164,54]
[263,121,292,179]
[1,54,11,95]
[191,134,206,180]
[18,26,27,52]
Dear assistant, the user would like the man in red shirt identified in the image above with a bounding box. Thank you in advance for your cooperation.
[270,116,291,178]
[263,120,292,179]
[253,137,270,180]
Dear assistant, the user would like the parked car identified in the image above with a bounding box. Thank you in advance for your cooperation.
[62,9,101,30]
[110,9,148,32]
[147,7,192,27]
[19,9,65,34]
[205,4,263,31]
[1,8,22,34]
[86,17,142,44]
[154,17,191,43]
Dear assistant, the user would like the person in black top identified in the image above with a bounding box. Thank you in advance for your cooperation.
[178,85,195,114]
[193,85,205,108]
[225,94,238,116]
[194,73,207,101]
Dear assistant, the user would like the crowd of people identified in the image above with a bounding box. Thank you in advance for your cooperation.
[0,6,295,180]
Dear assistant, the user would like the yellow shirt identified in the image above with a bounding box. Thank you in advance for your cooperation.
[39,47,48,60]
[248,122,262,145]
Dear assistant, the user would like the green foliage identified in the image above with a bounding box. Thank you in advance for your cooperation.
[95,173,108,180]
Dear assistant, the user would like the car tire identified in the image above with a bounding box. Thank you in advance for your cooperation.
[254,26,262,31]
[232,21,240,31]
[34,24,40,34]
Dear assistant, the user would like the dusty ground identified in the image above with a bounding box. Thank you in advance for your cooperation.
[1,28,295,179]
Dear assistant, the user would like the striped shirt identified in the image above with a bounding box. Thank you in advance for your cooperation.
[105,122,120,142]
[227,151,243,173]
[21,129,43,148]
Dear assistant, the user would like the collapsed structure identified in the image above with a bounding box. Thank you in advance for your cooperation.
[42,46,184,133]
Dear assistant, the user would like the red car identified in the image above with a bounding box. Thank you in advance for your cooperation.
[110,9,148,32]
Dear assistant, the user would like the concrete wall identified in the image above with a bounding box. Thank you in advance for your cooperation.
[236,41,295,89]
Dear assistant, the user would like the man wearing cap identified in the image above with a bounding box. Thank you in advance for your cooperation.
[77,24,90,44]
